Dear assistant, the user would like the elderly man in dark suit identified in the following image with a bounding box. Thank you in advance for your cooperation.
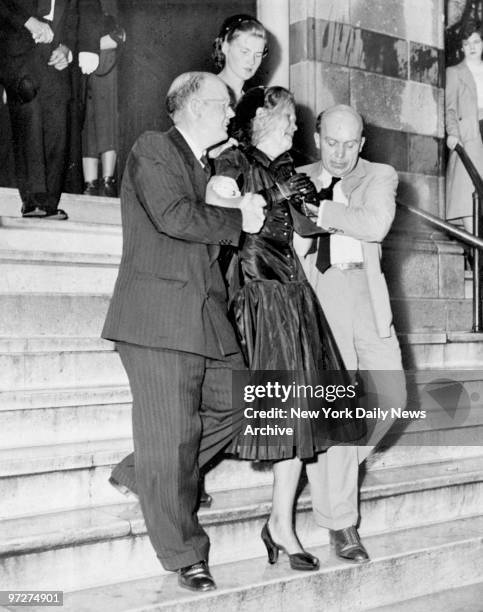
[102,72,265,592]
[0,0,97,219]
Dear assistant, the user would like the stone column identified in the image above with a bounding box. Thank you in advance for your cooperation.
[257,0,290,87]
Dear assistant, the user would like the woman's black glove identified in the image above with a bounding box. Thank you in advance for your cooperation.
[276,173,318,201]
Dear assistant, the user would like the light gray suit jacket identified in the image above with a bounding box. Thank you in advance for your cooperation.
[297,157,398,338]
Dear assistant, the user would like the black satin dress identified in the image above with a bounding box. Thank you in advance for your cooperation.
[215,146,365,459]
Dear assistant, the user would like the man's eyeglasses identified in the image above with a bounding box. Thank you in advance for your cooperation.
[197,98,232,113]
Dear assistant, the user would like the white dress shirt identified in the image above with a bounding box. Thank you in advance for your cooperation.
[176,127,206,167]
[43,0,55,21]
[319,167,363,265]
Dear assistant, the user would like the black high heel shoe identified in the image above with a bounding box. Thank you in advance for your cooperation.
[261,522,320,571]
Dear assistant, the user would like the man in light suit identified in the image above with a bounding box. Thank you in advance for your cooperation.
[298,105,406,563]
[102,72,264,592]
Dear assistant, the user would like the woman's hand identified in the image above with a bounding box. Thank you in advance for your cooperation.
[206,176,242,208]
[446,135,460,150]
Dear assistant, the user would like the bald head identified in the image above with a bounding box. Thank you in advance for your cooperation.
[316,105,363,138]
[315,104,365,177]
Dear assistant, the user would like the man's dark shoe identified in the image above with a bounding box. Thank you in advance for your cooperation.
[22,206,47,218]
[329,526,370,563]
[42,209,68,221]
[178,561,216,592]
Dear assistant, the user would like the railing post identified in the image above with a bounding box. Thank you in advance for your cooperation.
[472,190,481,332]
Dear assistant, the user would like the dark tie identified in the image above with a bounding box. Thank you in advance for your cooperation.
[200,154,211,180]
[315,176,341,274]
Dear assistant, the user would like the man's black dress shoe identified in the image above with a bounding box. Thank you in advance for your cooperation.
[178,561,216,592]
[43,209,68,221]
[329,526,370,563]
[22,206,47,218]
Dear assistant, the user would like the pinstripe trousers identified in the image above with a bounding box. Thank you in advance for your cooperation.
[115,342,244,571]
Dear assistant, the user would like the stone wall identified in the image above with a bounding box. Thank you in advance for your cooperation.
[289,0,445,216]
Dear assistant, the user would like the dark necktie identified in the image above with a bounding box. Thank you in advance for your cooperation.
[316,176,341,274]
[200,154,211,180]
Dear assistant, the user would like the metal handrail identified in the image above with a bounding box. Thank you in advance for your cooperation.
[396,200,483,250]
[455,143,483,197]
[397,142,482,331]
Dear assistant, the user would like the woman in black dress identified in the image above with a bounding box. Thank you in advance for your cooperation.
[206,86,364,571]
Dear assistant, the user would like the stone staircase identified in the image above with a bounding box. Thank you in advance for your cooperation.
[1,187,482,612]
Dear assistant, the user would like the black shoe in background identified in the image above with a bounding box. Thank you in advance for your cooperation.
[100,176,117,197]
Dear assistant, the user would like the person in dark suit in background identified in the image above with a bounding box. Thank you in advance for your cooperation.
[0,0,77,219]
[102,72,265,592]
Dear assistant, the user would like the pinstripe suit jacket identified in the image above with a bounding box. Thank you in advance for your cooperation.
[102,127,243,359]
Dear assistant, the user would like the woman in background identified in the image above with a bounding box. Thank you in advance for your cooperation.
[213,14,267,104]
[198,14,268,509]
[446,20,483,233]
[82,2,124,197]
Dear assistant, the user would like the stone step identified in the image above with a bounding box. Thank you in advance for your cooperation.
[0,384,131,447]
[1,450,482,548]
[0,187,121,225]
[3,330,483,391]
[0,216,122,255]
[1,423,483,519]
[369,581,483,611]
[0,294,111,337]
[0,248,119,266]
[1,337,127,390]
[3,382,482,453]
[0,442,278,518]
[0,439,133,519]
[1,357,483,446]
[0,259,119,294]
[1,508,482,602]
[2,348,483,428]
